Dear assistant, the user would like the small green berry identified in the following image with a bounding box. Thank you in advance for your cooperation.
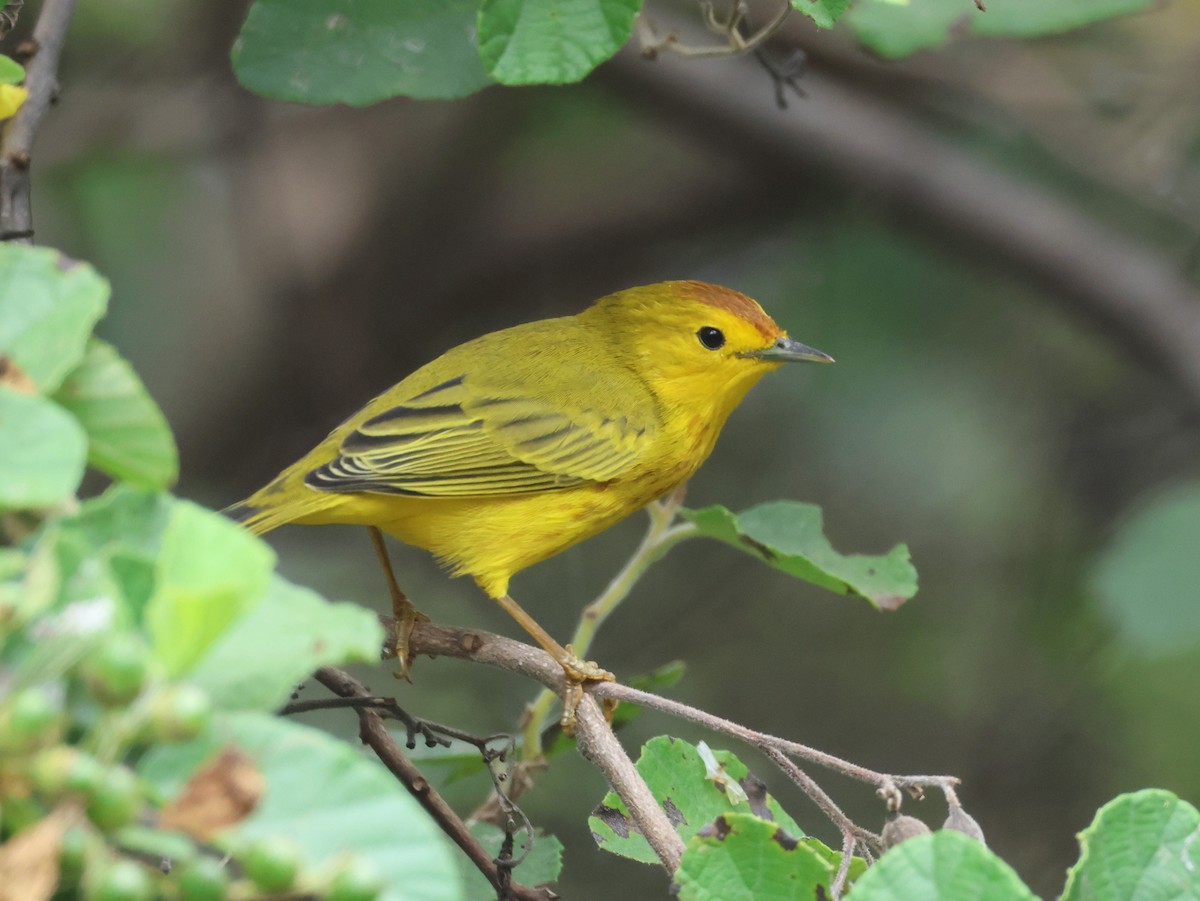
[240,836,303,894]
[81,633,152,707]
[85,858,156,901]
[144,684,212,743]
[85,765,142,832]
[30,746,104,800]
[175,856,229,901]
[57,824,93,890]
[0,685,63,753]
[325,855,385,901]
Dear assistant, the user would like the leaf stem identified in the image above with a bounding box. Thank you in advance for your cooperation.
[521,490,698,760]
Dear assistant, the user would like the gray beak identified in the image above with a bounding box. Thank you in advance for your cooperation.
[744,336,835,364]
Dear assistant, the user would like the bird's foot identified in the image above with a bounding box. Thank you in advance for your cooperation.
[558,644,614,734]
[384,606,432,682]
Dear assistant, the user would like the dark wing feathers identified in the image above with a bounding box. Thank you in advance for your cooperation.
[305,370,657,498]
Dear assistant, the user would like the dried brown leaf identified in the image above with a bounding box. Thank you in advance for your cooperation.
[0,804,81,901]
[0,356,37,395]
[159,747,264,841]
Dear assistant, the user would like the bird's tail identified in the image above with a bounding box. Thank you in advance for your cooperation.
[222,472,304,536]
[222,499,272,534]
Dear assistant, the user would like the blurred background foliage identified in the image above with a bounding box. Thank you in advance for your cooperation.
[17,0,1200,896]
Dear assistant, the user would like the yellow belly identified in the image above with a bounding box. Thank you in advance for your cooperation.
[296,475,675,598]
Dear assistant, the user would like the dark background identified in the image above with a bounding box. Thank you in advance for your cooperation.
[27,1,1200,896]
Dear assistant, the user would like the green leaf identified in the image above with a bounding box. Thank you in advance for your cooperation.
[35,487,170,621]
[681,502,917,610]
[0,55,25,85]
[1061,790,1200,901]
[144,500,275,676]
[1090,484,1200,656]
[183,574,383,710]
[5,488,168,684]
[0,387,87,510]
[790,0,849,30]
[591,736,803,864]
[847,0,1153,60]
[477,0,642,85]
[0,541,59,648]
[0,245,109,393]
[140,712,463,901]
[459,824,562,900]
[848,830,1035,900]
[232,0,491,104]
[675,813,833,901]
[53,339,178,489]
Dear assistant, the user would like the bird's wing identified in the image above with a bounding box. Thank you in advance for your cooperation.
[305,368,659,498]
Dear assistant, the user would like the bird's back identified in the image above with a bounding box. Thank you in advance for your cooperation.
[226,313,683,591]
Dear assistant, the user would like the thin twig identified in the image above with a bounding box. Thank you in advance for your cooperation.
[522,491,695,760]
[407,622,958,875]
[590,681,959,800]
[281,690,516,765]
[310,667,556,901]
[760,747,876,900]
[0,0,75,242]
[0,1,23,39]
[412,623,689,872]
[637,1,791,60]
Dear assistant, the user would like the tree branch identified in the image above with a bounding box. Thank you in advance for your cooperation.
[412,623,688,872]
[0,0,76,242]
[407,621,958,876]
[310,666,557,901]
[590,681,958,800]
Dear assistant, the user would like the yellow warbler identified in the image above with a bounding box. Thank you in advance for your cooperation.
[227,281,831,721]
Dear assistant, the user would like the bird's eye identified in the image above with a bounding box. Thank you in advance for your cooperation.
[697,326,725,350]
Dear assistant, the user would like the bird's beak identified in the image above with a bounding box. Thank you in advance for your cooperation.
[743,336,835,364]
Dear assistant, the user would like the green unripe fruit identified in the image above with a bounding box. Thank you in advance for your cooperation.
[81,633,152,707]
[144,684,212,743]
[85,765,142,832]
[30,746,104,800]
[58,824,93,889]
[325,856,385,901]
[85,858,156,901]
[176,856,229,901]
[240,836,303,894]
[0,794,44,834]
[0,685,64,752]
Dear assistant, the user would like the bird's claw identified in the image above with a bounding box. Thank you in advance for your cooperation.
[558,644,614,734]
[385,608,432,682]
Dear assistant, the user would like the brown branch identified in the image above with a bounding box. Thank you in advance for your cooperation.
[590,681,959,800]
[311,666,557,901]
[0,0,76,242]
[412,623,688,872]
[310,620,957,895]
[760,747,873,900]
[407,622,956,872]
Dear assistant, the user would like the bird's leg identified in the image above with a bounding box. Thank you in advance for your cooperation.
[494,593,614,733]
[368,526,429,679]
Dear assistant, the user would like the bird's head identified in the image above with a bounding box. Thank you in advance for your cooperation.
[583,280,832,414]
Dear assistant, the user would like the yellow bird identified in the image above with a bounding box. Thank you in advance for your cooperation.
[227,281,832,722]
